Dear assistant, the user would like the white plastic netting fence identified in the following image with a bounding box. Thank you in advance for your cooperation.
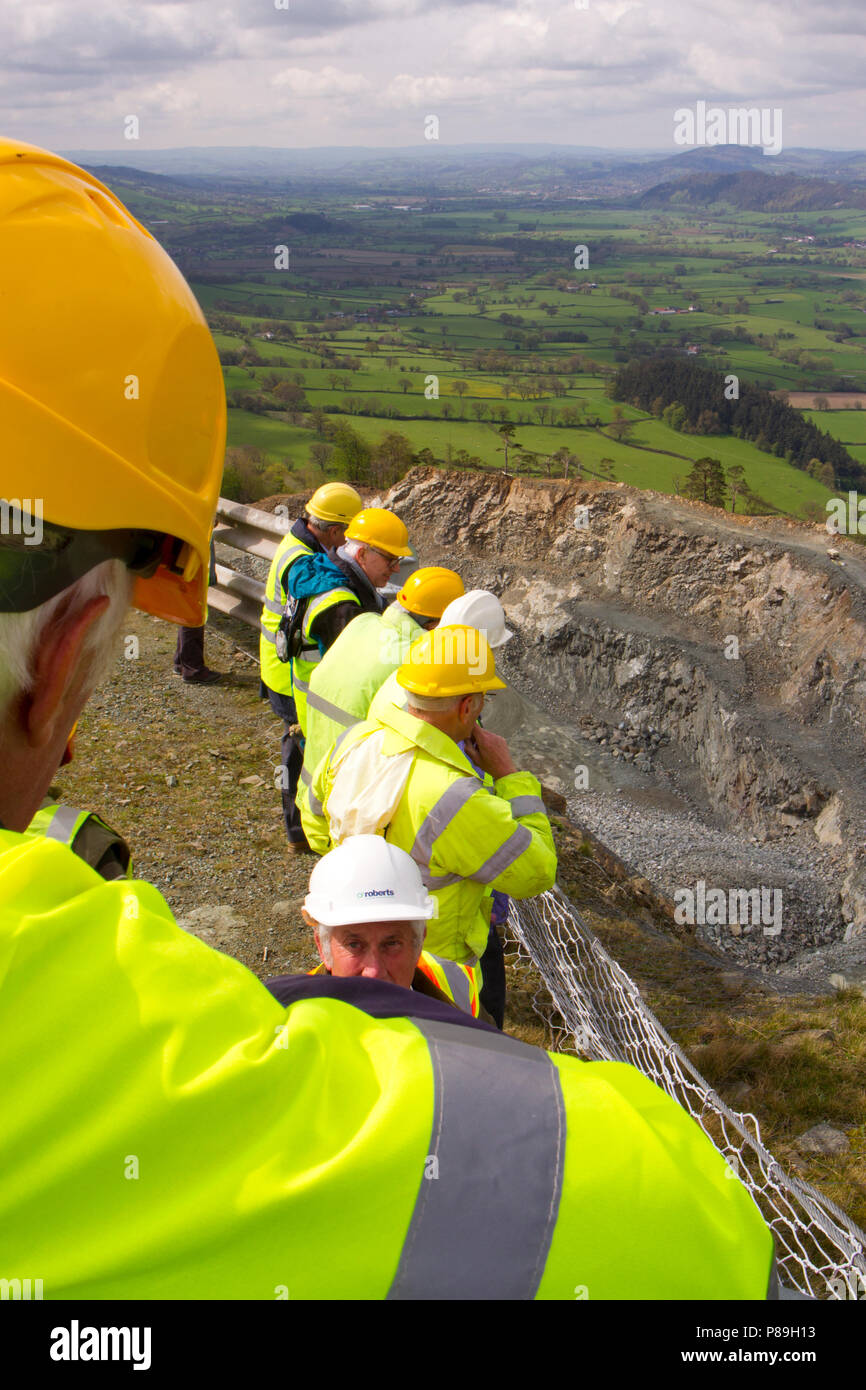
[508,884,866,1300]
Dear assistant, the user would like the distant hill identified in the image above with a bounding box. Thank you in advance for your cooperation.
[65,142,866,198]
[635,169,866,211]
[84,164,195,191]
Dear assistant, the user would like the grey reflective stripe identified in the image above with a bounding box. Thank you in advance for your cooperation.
[292,673,309,694]
[387,1018,565,1300]
[260,624,278,645]
[435,957,473,1014]
[509,795,546,818]
[305,688,357,728]
[471,824,532,885]
[263,596,284,615]
[304,588,358,637]
[411,777,480,866]
[299,766,323,815]
[423,869,463,890]
[330,726,356,765]
[42,804,83,846]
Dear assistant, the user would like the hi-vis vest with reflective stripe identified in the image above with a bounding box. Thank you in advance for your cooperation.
[416,951,480,1016]
[25,800,132,881]
[300,703,558,965]
[0,828,775,1300]
[299,604,422,809]
[259,532,314,696]
[292,586,361,737]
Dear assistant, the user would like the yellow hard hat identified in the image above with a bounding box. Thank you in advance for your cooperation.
[397,567,464,619]
[306,482,363,526]
[346,507,412,557]
[396,625,506,697]
[0,139,225,625]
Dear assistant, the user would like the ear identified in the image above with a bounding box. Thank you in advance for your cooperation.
[23,595,111,750]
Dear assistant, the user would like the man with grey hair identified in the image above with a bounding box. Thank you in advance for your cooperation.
[265,835,484,1016]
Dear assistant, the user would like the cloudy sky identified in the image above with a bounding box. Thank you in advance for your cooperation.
[1,0,863,153]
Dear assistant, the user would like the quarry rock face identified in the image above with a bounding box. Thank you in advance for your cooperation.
[385,469,866,954]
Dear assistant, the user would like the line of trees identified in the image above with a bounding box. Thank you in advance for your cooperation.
[610,359,865,490]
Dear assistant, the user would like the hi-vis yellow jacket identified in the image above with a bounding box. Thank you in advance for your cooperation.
[298,604,422,815]
[258,526,361,730]
[300,703,557,965]
[0,828,776,1300]
[259,529,314,697]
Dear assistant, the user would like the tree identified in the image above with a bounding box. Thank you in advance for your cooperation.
[726,463,747,513]
[819,461,836,490]
[813,395,830,412]
[551,446,574,479]
[452,380,469,415]
[310,442,333,472]
[607,407,634,442]
[221,446,286,504]
[274,381,309,414]
[683,456,726,508]
[399,378,411,395]
[662,401,687,432]
[695,409,720,435]
[496,423,520,475]
[372,432,414,488]
[471,401,488,422]
[330,423,372,484]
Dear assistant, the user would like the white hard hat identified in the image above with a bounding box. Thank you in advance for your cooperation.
[438,589,513,647]
[305,836,436,926]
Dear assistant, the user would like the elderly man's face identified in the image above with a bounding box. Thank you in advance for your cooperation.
[319,920,421,988]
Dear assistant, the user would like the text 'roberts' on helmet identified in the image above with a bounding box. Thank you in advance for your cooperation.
[438,589,514,648]
[345,507,412,558]
[397,566,464,620]
[306,482,363,527]
[0,138,226,626]
[305,836,436,926]
[396,624,506,698]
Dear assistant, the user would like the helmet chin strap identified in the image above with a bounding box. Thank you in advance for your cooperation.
[60,721,78,767]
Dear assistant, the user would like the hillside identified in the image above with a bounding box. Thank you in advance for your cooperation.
[637,170,866,211]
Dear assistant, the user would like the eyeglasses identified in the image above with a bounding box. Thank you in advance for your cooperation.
[369,547,401,571]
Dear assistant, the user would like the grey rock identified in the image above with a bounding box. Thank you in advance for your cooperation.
[796,1124,850,1157]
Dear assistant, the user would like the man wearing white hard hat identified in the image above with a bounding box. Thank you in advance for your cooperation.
[266,836,485,1017]
[367,590,516,1027]
[367,590,513,722]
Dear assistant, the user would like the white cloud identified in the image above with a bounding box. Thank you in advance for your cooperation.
[272,66,372,97]
[0,0,862,149]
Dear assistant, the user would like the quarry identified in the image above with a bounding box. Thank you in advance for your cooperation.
[368,468,866,993]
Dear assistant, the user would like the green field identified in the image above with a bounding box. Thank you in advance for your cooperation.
[115,186,866,515]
